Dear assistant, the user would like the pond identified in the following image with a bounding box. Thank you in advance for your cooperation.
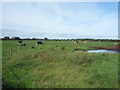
[86,50,120,53]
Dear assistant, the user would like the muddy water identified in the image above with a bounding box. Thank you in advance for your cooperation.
[86,50,120,53]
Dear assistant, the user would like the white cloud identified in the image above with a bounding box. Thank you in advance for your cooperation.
[2,2,118,39]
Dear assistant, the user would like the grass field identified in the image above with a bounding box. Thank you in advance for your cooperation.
[2,40,118,88]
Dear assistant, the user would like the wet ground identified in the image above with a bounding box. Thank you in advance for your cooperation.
[86,50,120,53]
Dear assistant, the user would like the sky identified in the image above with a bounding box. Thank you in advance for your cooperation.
[1,2,118,39]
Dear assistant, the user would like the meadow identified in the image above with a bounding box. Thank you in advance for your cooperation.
[2,40,119,88]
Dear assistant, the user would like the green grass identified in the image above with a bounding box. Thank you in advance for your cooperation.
[2,40,118,88]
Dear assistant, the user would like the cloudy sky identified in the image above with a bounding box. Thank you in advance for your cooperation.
[1,2,118,39]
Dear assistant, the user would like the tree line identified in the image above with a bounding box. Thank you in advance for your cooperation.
[1,36,120,42]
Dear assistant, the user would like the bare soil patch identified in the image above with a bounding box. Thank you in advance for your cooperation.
[91,44,120,50]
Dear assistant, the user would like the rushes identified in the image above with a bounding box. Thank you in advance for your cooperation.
[77,53,93,65]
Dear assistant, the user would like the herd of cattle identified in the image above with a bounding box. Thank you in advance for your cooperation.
[17,40,44,48]
[17,40,119,51]
[18,40,87,46]
[17,40,87,49]
[74,41,87,44]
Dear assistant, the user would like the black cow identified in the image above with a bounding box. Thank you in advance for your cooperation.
[36,41,44,45]
[21,43,26,46]
[18,40,23,44]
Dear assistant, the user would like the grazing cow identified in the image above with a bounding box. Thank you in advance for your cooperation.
[21,43,26,46]
[74,41,81,45]
[18,40,23,44]
[82,41,87,44]
[74,41,79,44]
[36,41,44,45]
[31,46,35,48]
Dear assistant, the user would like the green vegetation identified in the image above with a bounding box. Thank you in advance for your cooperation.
[2,40,118,88]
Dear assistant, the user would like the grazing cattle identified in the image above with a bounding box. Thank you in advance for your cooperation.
[18,40,23,44]
[21,43,26,46]
[74,41,81,45]
[82,41,87,44]
[74,41,79,44]
[31,46,35,48]
[36,41,44,45]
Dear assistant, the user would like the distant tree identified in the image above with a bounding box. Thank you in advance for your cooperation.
[24,38,31,40]
[11,37,21,40]
[32,38,37,40]
[4,36,10,40]
[44,37,49,41]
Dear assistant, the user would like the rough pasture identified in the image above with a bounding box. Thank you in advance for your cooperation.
[2,40,118,88]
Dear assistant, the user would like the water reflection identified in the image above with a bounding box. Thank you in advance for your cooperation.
[86,50,120,53]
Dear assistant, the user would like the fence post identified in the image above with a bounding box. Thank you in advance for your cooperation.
[18,47,19,54]
[10,48,12,58]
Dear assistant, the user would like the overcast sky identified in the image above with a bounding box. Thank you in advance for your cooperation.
[1,2,118,39]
